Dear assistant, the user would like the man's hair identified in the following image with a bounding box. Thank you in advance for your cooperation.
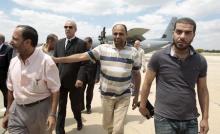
[112,24,128,34]
[174,17,197,33]
[65,20,77,31]
[84,37,93,44]
[46,33,58,43]
[134,40,141,46]
[16,25,38,47]
[0,33,5,43]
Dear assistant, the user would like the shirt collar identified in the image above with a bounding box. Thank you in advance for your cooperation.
[112,42,128,50]
[66,36,75,42]
[165,44,196,57]
[18,48,39,65]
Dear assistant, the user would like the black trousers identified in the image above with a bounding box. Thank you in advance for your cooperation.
[56,87,83,134]
[0,81,7,108]
[81,80,95,110]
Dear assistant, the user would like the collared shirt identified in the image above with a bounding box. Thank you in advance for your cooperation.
[135,47,146,69]
[39,44,54,56]
[87,43,140,98]
[148,44,207,120]
[7,48,60,105]
[65,36,75,49]
[170,45,194,57]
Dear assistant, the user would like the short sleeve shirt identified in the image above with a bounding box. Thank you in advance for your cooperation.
[148,45,207,120]
[86,43,140,98]
[7,48,60,105]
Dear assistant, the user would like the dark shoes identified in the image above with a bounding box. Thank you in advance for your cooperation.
[86,105,92,114]
[77,121,83,131]
[86,109,92,114]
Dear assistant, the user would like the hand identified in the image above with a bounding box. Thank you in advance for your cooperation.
[200,119,209,134]
[75,80,83,88]
[2,113,9,129]
[95,79,99,83]
[139,102,151,119]
[132,96,138,110]
[46,115,56,133]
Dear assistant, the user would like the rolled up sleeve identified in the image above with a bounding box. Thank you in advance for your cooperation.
[46,59,61,93]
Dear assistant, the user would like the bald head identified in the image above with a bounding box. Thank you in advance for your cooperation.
[112,24,128,49]
[134,40,141,49]
[112,24,127,34]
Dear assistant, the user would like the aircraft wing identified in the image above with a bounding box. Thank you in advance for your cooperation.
[127,28,149,42]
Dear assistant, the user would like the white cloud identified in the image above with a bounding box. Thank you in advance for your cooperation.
[0,10,18,42]
[12,0,172,15]
[1,0,220,50]
[194,19,220,50]
[0,11,8,19]
[1,8,102,43]
[10,8,68,42]
[156,0,220,18]
[112,12,220,50]
[114,14,170,39]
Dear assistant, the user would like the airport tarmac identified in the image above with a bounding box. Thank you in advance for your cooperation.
[0,54,219,134]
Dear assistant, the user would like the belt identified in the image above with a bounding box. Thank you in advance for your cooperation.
[101,89,131,97]
[17,97,49,107]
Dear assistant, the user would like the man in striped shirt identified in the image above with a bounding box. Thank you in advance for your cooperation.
[53,24,141,134]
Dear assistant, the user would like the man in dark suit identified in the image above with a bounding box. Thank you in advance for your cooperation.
[54,20,87,133]
[0,33,13,108]
[81,37,100,114]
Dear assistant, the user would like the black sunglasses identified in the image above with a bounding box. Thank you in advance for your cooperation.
[64,26,73,29]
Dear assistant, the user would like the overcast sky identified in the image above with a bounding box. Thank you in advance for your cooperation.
[0,0,219,50]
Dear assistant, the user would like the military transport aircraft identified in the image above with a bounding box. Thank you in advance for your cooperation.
[93,17,177,53]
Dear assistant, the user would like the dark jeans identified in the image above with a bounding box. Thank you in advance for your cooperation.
[56,87,83,134]
[154,114,198,134]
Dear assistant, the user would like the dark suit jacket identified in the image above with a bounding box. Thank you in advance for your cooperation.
[85,60,100,83]
[54,37,87,89]
[0,43,13,85]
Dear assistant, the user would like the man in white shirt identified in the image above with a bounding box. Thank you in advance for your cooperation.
[2,25,60,134]
[133,40,146,73]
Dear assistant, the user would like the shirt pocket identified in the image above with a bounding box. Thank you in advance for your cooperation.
[31,78,47,93]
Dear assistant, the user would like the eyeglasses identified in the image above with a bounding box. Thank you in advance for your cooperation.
[64,26,73,29]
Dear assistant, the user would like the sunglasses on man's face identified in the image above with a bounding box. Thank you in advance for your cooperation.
[64,26,73,29]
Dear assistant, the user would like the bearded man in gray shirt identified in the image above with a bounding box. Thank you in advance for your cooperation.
[139,17,209,134]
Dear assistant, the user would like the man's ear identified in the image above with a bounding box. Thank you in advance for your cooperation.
[24,39,32,46]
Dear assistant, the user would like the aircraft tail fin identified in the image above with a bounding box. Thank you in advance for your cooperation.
[161,17,177,41]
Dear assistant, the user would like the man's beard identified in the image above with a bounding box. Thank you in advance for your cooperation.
[173,39,192,50]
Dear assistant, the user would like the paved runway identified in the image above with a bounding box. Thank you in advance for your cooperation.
[0,54,220,134]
